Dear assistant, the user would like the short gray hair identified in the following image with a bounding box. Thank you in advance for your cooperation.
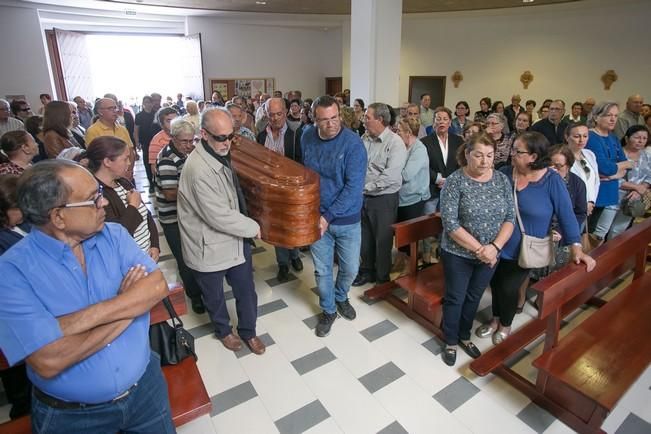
[17,160,79,226]
[225,102,242,113]
[0,99,9,110]
[200,106,232,130]
[588,101,619,128]
[368,102,391,126]
[170,118,196,137]
[486,112,507,128]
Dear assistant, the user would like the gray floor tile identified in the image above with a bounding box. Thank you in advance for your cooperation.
[360,319,398,342]
[210,381,258,416]
[265,274,298,287]
[257,299,288,317]
[358,362,405,393]
[188,322,214,339]
[615,413,651,434]
[274,399,330,434]
[303,314,320,330]
[361,294,383,305]
[392,287,408,300]
[504,348,530,368]
[291,347,337,375]
[516,402,556,433]
[251,246,267,255]
[378,420,409,434]
[421,336,443,356]
[235,333,276,358]
[433,376,480,412]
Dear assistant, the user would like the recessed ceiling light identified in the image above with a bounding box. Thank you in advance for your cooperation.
[256,1,267,5]
[523,0,535,3]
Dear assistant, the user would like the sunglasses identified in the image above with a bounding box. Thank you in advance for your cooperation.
[203,129,235,143]
[579,158,591,174]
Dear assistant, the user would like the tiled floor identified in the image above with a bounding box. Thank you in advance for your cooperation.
[0,158,649,434]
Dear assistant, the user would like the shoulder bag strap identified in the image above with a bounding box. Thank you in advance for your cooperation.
[161,296,184,328]
[512,170,526,235]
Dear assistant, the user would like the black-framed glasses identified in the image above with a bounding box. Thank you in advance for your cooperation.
[176,137,201,146]
[511,148,530,155]
[61,185,104,209]
[203,129,235,143]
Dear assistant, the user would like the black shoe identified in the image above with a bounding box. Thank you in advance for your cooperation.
[315,312,338,337]
[352,273,375,287]
[336,299,357,320]
[442,346,457,366]
[291,257,303,272]
[458,340,481,359]
[191,297,206,314]
[148,185,155,194]
[277,265,290,282]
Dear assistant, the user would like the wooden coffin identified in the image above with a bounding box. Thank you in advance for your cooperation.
[230,136,320,248]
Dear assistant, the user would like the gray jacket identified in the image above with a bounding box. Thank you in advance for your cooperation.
[177,143,259,272]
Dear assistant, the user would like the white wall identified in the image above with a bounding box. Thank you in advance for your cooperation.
[0,6,53,106]
[398,0,651,110]
[187,16,343,99]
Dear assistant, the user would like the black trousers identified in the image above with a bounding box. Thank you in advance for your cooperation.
[360,192,399,282]
[396,200,425,255]
[141,141,155,187]
[161,222,202,301]
[489,259,530,327]
[0,363,31,419]
[191,243,258,339]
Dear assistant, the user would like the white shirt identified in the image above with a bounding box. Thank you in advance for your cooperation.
[570,149,600,204]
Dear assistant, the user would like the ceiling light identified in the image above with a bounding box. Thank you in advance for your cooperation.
[523,0,535,3]
[256,1,267,5]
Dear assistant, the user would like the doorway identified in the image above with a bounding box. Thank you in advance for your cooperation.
[325,77,342,96]
[408,76,446,108]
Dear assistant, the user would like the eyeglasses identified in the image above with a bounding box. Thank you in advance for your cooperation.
[176,137,200,146]
[551,163,566,169]
[315,115,340,125]
[268,111,285,119]
[60,185,104,209]
[100,106,118,112]
[579,158,591,174]
[434,117,450,123]
[203,129,235,143]
[486,121,501,126]
[511,148,530,155]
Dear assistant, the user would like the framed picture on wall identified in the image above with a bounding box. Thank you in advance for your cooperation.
[210,79,230,100]
[236,80,252,97]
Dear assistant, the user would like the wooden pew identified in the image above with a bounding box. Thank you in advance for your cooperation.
[0,285,211,433]
[470,218,651,434]
[363,214,446,340]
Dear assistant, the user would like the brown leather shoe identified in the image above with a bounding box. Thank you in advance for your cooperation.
[244,336,266,355]
[219,333,243,352]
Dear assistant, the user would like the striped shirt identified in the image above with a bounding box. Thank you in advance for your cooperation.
[113,184,150,252]
[155,144,186,224]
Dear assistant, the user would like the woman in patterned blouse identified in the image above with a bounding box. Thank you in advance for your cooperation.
[439,132,515,366]
[0,131,39,175]
[485,113,514,169]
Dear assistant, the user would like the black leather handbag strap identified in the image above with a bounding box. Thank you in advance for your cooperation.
[161,297,184,328]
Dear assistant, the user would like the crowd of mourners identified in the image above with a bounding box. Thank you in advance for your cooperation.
[0,87,648,431]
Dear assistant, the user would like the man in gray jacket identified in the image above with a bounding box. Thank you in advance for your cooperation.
[177,107,265,355]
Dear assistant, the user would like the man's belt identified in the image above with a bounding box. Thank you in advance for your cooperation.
[33,382,138,409]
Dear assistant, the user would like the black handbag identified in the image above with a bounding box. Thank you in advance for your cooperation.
[149,297,197,365]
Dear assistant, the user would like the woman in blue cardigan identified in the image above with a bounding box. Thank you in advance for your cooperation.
[475,132,596,345]
[585,102,634,241]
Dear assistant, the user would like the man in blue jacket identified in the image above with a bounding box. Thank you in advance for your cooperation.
[301,96,367,337]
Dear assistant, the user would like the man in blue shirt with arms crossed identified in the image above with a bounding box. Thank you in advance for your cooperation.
[0,160,174,433]
[302,96,367,337]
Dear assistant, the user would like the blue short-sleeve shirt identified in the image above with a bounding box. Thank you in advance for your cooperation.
[0,223,157,403]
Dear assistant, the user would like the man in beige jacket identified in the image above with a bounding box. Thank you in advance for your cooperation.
[177,107,265,355]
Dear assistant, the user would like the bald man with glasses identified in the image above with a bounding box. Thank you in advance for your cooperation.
[177,107,266,355]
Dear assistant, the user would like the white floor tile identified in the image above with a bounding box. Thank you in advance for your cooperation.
[195,335,249,396]
[176,414,216,434]
[302,417,344,434]
[211,396,279,434]
[303,360,394,434]
[453,390,536,434]
[239,345,316,420]
[375,376,472,434]
[258,308,324,361]
[477,376,531,415]
[323,320,390,378]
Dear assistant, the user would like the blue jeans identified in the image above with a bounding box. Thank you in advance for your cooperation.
[275,247,299,266]
[310,222,361,314]
[441,250,497,345]
[31,352,175,434]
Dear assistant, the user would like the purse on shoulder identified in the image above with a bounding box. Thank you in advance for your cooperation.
[149,297,197,366]
[513,175,555,269]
